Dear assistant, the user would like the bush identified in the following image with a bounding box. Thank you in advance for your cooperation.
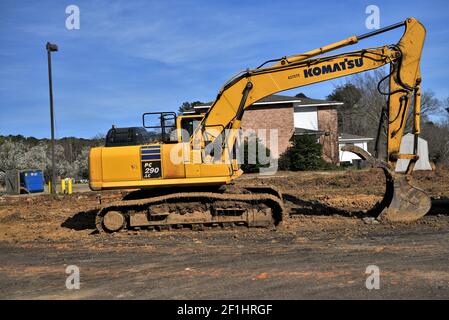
[239,138,272,173]
[279,135,325,171]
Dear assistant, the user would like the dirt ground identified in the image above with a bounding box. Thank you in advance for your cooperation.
[1,168,449,299]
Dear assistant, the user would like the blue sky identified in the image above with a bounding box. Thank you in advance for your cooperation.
[1,0,448,138]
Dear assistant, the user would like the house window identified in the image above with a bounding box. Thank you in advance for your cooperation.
[293,106,318,130]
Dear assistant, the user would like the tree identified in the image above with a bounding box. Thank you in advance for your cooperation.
[421,121,449,164]
[71,147,90,179]
[0,134,103,185]
[92,133,106,146]
[420,97,449,165]
[327,83,363,134]
[178,102,193,113]
[445,97,449,117]
[279,135,324,171]
[295,92,308,98]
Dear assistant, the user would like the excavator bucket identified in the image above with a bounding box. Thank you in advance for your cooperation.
[341,145,431,222]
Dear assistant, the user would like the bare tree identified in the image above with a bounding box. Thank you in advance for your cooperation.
[420,96,449,165]
[328,70,388,157]
[328,70,446,161]
[92,133,106,146]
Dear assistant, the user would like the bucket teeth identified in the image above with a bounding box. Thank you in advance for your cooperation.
[341,145,431,222]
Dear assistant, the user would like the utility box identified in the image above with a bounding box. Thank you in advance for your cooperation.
[5,169,44,195]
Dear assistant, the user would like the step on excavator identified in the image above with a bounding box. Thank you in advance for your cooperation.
[89,17,431,232]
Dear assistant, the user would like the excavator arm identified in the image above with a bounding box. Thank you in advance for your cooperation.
[193,17,430,221]
[198,18,424,166]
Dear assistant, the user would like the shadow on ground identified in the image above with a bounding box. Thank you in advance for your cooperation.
[283,194,449,218]
[282,193,367,218]
[61,209,97,231]
[428,197,449,215]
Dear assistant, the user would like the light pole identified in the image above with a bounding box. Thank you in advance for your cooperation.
[46,42,58,194]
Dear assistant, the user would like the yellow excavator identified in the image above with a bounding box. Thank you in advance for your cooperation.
[89,17,431,232]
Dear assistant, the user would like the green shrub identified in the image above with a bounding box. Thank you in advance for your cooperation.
[239,138,272,173]
[279,135,325,171]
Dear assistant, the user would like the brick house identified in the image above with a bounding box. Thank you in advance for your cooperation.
[185,94,343,164]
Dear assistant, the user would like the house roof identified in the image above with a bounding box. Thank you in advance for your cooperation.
[192,94,343,110]
[293,96,343,107]
[339,133,374,142]
[294,128,324,135]
[181,110,197,114]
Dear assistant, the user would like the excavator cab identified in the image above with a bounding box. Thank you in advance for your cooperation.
[176,114,204,142]
[141,112,204,143]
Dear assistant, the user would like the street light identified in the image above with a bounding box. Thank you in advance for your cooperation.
[46,42,58,194]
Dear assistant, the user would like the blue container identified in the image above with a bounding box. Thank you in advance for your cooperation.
[20,170,44,193]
